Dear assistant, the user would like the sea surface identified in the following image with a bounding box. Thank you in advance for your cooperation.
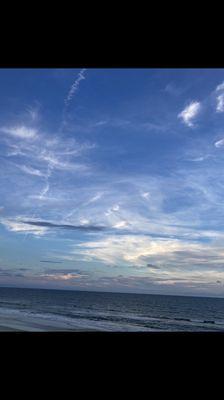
[0,287,224,331]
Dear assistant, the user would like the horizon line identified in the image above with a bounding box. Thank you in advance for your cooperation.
[0,284,223,300]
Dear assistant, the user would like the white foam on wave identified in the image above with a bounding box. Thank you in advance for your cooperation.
[0,306,156,331]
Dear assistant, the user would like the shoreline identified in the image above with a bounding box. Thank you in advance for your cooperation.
[0,313,97,332]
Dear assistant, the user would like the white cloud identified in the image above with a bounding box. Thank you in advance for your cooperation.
[79,218,90,225]
[215,81,224,113]
[178,101,201,127]
[216,81,224,92]
[214,138,224,148]
[40,273,84,281]
[1,218,47,236]
[1,125,38,140]
[190,157,205,162]
[75,235,187,266]
[112,204,120,212]
[72,234,224,269]
[66,233,224,290]
[113,221,128,229]
[216,93,224,113]
[105,204,120,216]
[141,192,150,199]
[93,120,108,127]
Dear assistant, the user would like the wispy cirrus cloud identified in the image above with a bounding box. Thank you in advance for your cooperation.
[1,125,38,140]
[19,164,47,177]
[26,103,41,122]
[2,123,93,172]
[178,101,201,127]
[38,149,89,172]
[164,82,184,96]
[0,118,95,215]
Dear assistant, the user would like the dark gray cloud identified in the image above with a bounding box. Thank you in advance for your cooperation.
[21,220,105,232]
[0,271,12,277]
[173,250,220,259]
[147,264,160,269]
[40,260,63,264]
[0,267,26,278]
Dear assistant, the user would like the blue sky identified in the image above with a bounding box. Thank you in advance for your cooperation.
[1,68,224,296]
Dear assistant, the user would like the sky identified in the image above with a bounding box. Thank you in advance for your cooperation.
[1,68,224,297]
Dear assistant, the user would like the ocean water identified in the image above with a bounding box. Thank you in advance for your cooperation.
[0,287,224,331]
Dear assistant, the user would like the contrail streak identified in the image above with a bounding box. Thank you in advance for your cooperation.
[24,69,88,241]
[64,68,87,108]
[22,166,52,241]
[60,68,87,133]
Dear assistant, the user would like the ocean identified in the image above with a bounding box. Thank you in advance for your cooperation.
[0,287,224,331]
